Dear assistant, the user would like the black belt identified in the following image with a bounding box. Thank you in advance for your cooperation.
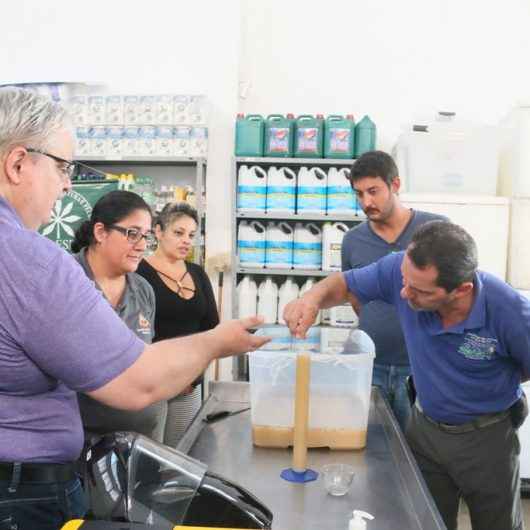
[0,462,77,483]
[415,401,511,434]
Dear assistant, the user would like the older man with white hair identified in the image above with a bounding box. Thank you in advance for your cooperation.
[0,87,268,530]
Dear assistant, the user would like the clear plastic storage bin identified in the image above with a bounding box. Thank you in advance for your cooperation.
[249,326,375,450]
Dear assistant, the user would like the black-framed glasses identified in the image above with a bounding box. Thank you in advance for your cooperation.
[26,147,107,181]
[107,224,156,248]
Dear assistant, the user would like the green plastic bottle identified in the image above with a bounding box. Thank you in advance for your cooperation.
[235,114,264,156]
[354,115,377,157]
[294,114,324,158]
[324,114,355,159]
[264,114,294,157]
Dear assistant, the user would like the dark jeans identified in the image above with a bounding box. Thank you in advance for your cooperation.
[406,405,523,530]
[372,363,412,431]
[0,477,86,530]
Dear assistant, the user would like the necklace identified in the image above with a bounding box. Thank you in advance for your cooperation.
[150,264,196,295]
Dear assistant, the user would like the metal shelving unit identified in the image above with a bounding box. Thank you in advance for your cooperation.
[236,267,329,277]
[231,156,363,380]
[77,156,207,265]
[236,211,364,222]
[235,156,355,166]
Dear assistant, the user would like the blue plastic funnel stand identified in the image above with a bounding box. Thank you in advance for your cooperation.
[281,353,318,483]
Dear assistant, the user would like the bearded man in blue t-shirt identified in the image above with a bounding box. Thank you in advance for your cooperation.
[284,220,529,530]
[341,150,447,430]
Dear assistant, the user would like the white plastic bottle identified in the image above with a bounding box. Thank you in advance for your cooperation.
[329,303,358,327]
[349,510,374,530]
[299,278,322,325]
[265,222,294,269]
[266,166,297,214]
[322,222,349,271]
[296,166,327,214]
[236,165,267,213]
[237,220,266,268]
[326,167,355,214]
[277,278,300,324]
[237,276,258,318]
[257,277,279,324]
[293,223,322,270]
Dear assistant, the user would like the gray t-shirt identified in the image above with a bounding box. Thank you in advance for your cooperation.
[0,198,144,463]
[341,210,447,366]
[73,249,164,439]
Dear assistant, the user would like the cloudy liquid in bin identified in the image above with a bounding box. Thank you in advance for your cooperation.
[251,389,369,449]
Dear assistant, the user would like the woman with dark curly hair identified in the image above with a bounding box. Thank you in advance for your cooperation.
[137,201,218,446]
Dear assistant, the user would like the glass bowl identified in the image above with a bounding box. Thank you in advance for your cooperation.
[321,463,355,496]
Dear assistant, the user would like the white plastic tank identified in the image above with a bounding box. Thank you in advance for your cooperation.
[237,276,258,318]
[293,223,322,270]
[236,165,267,213]
[277,278,300,325]
[394,112,499,195]
[237,220,266,268]
[322,222,349,271]
[266,166,297,214]
[326,167,354,214]
[257,277,279,324]
[265,222,294,269]
[508,198,530,289]
[297,167,327,214]
[401,193,509,280]
[499,104,530,197]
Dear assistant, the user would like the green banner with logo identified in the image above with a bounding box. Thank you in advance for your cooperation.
[39,181,119,252]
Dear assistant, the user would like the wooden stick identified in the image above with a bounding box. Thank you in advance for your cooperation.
[292,353,311,472]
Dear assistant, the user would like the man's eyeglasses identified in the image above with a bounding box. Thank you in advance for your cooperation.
[26,148,106,181]
[107,224,157,248]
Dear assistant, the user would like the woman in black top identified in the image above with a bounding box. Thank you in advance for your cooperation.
[137,202,219,446]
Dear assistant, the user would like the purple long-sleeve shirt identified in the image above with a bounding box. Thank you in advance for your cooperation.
[0,197,145,463]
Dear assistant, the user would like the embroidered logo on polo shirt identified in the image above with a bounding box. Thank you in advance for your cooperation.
[137,313,151,335]
[458,333,497,361]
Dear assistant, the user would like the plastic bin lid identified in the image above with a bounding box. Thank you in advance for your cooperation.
[253,325,376,357]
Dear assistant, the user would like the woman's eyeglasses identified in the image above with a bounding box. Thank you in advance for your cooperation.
[107,225,157,248]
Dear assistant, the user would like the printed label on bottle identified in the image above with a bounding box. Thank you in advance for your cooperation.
[327,185,355,211]
[297,186,326,211]
[237,185,267,210]
[268,127,290,153]
[293,241,322,267]
[265,240,293,266]
[266,185,296,210]
[330,128,351,153]
[238,240,266,264]
[297,127,318,153]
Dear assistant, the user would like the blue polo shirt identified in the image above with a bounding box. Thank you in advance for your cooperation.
[344,252,530,424]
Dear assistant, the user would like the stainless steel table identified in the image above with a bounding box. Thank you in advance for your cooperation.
[177,382,446,530]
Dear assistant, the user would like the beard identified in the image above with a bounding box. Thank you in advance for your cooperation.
[364,202,394,223]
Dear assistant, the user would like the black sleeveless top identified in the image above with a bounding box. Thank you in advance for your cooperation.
[136,259,219,342]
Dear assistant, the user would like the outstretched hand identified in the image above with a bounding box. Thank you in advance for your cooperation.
[283,297,319,339]
[212,316,270,358]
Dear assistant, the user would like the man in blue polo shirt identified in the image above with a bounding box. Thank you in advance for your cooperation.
[284,221,529,530]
